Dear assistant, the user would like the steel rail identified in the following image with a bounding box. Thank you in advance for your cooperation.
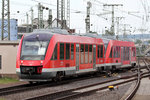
[124,57,141,100]
[25,59,150,100]
[25,72,142,100]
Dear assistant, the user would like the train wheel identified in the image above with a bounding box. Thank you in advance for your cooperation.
[29,81,33,84]
[111,67,116,73]
[106,71,112,77]
[53,72,64,82]
[105,67,112,77]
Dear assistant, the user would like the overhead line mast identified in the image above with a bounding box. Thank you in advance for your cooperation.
[103,4,123,36]
[57,0,70,29]
[85,1,92,33]
[38,3,44,29]
[1,0,10,40]
[67,0,70,28]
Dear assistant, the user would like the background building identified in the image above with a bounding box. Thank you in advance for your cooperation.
[0,19,18,40]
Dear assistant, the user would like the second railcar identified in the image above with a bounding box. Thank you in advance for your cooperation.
[104,39,136,70]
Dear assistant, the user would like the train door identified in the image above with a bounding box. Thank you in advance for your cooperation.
[93,45,96,69]
[76,44,79,71]
[121,47,124,64]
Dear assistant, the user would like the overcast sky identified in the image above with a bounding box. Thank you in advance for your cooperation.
[0,0,150,35]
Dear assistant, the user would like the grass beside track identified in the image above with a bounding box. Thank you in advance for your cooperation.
[0,98,5,100]
[0,77,18,84]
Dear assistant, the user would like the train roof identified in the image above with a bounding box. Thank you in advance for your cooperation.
[22,29,134,45]
[108,39,135,47]
[21,29,104,45]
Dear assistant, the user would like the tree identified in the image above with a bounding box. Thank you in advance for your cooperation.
[135,39,142,44]
[148,40,150,44]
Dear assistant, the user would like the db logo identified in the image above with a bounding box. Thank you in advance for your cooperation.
[60,61,63,66]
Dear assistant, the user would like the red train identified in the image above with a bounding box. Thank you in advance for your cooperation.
[16,30,136,82]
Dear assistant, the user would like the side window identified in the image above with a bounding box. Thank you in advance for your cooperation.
[66,43,70,60]
[116,46,119,58]
[109,47,112,58]
[97,45,100,58]
[116,46,118,58]
[123,47,125,60]
[89,45,93,63]
[85,44,88,63]
[100,45,103,58]
[80,44,84,64]
[132,47,134,57]
[127,47,129,60]
[71,44,74,60]
[51,44,57,60]
[113,47,116,58]
[132,47,136,57]
[118,47,120,58]
[60,43,64,60]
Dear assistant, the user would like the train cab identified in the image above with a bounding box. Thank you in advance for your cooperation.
[16,33,54,81]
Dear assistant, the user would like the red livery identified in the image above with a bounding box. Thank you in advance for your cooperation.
[16,29,136,82]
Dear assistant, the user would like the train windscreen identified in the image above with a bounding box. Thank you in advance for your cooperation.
[20,33,53,60]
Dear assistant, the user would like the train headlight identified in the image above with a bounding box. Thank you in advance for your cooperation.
[21,61,23,64]
[40,61,43,65]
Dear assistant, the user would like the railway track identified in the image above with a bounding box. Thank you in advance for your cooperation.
[124,57,141,100]
[1,58,150,100]
[24,58,150,100]
[0,82,53,96]
[0,72,121,96]
[24,72,146,100]
[124,57,150,100]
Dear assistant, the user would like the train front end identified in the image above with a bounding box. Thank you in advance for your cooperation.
[16,33,53,82]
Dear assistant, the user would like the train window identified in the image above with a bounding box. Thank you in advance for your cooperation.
[124,47,129,60]
[125,47,127,60]
[132,47,136,57]
[97,45,100,58]
[116,47,118,58]
[71,44,74,60]
[60,43,64,60]
[109,48,112,58]
[104,43,108,57]
[127,47,129,60]
[123,47,125,60]
[132,47,133,57]
[125,47,126,60]
[85,44,88,64]
[100,45,103,58]
[89,45,93,63]
[0,55,1,69]
[66,43,70,60]
[51,44,57,60]
[113,47,116,58]
[118,47,120,58]
[80,44,84,64]
[116,46,119,58]
[134,48,136,57]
